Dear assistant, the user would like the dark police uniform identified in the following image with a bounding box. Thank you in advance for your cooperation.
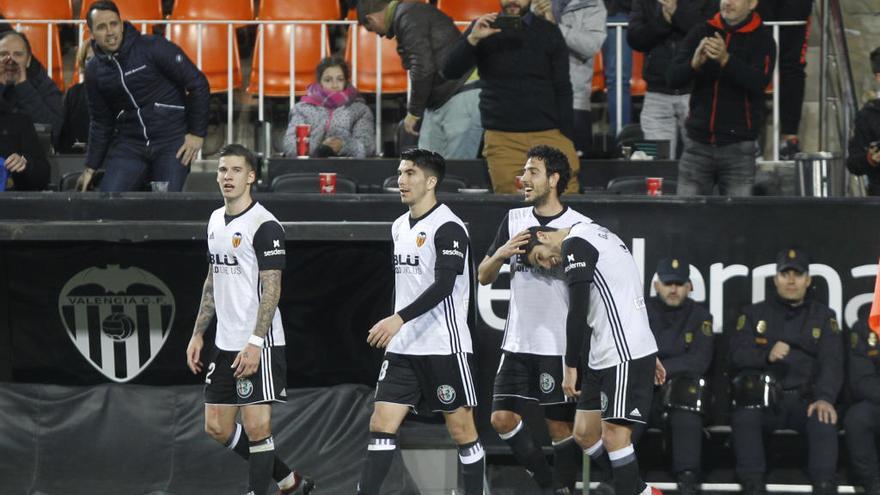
[638,258,713,493]
[728,249,843,495]
[844,319,880,494]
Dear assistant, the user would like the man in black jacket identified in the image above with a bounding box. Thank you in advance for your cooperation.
[667,0,775,196]
[728,248,842,495]
[443,0,579,194]
[846,47,880,196]
[844,315,880,495]
[638,258,713,495]
[0,107,50,191]
[77,0,210,192]
[628,0,715,157]
[0,31,63,142]
[358,0,482,159]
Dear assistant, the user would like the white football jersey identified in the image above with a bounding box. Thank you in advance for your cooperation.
[389,204,472,355]
[503,206,593,355]
[563,222,657,369]
[207,202,286,351]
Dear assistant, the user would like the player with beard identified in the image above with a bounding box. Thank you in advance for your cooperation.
[478,145,593,494]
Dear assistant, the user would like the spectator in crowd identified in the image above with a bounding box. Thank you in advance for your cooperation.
[0,31,63,142]
[443,0,579,194]
[628,0,715,158]
[667,0,775,196]
[357,0,482,159]
[0,103,50,191]
[638,257,713,495]
[57,43,94,154]
[602,0,632,136]
[846,47,880,196]
[283,57,375,158]
[844,313,880,495]
[77,0,210,192]
[756,0,813,159]
[727,248,842,495]
[533,0,607,156]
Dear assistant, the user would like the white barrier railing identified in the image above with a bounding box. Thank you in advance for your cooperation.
[6,18,805,161]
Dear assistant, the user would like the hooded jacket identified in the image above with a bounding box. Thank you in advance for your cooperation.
[628,0,715,95]
[85,22,210,169]
[667,12,776,145]
[846,98,880,195]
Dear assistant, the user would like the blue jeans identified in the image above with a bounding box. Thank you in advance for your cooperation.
[603,12,632,136]
[418,88,483,160]
[677,140,757,196]
[100,136,190,192]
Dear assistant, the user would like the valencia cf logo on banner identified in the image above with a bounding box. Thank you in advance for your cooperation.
[416,232,427,248]
[57,265,175,383]
[232,232,242,248]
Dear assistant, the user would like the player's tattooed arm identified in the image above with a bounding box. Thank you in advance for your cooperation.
[192,271,215,336]
[252,269,282,338]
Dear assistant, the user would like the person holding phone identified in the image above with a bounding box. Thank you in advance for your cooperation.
[846,47,880,196]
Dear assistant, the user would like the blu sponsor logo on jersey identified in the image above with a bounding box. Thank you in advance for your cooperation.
[437,384,456,404]
[210,253,242,275]
[394,253,422,274]
[58,265,175,383]
[442,240,465,259]
[263,239,285,257]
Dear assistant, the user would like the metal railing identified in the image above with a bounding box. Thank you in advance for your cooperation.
[7,17,824,165]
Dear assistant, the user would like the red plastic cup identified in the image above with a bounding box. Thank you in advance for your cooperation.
[295,124,311,158]
[319,172,337,194]
[646,177,663,196]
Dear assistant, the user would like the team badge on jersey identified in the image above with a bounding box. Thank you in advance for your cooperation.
[600,391,608,413]
[232,232,242,248]
[437,384,456,404]
[539,373,555,393]
[236,378,254,399]
[416,232,427,247]
[58,265,175,383]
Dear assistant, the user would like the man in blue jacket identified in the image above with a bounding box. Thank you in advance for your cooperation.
[77,0,210,192]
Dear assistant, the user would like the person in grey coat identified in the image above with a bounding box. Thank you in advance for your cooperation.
[534,0,607,155]
[283,57,375,158]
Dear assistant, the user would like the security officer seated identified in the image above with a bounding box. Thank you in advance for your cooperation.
[844,315,880,495]
[638,258,714,495]
[728,248,843,495]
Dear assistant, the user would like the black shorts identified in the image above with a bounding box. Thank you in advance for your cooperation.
[492,351,575,414]
[374,352,478,413]
[577,353,655,424]
[204,346,287,406]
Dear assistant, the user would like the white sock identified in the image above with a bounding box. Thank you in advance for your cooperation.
[277,471,297,490]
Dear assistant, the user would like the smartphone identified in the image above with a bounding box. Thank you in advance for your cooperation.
[489,14,523,31]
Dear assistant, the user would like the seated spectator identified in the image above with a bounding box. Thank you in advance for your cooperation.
[846,47,880,196]
[0,102,50,191]
[0,31,63,141]
[283,57,375,158]
[57,43,94,153]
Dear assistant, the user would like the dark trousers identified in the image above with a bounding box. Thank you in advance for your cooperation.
[844,401,880,482]
[731,391,838,484]
[100,135,189,192]
[757,0,815,135]
[632,390,704,474]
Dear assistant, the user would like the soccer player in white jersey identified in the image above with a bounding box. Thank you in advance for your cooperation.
[478,145,591,495]
[524,222,664,495]
[186,144,313,495]
[358,148,484,495]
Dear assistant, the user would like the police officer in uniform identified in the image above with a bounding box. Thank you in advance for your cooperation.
[729,248,843,495]
[638,258,713,495]
[844,317,880,495]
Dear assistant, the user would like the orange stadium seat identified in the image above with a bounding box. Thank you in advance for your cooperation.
[167,0,253,93]
[79,0,164,22]
[344,23,408,94]
[0,0,71,89]
[435,0,499,21]
[631,51,647,97]
[246,0,339,97]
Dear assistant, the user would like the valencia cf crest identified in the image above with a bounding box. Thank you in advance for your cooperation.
[416,232,427,248]
[58,265,175,383]
[232,232,242,248]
